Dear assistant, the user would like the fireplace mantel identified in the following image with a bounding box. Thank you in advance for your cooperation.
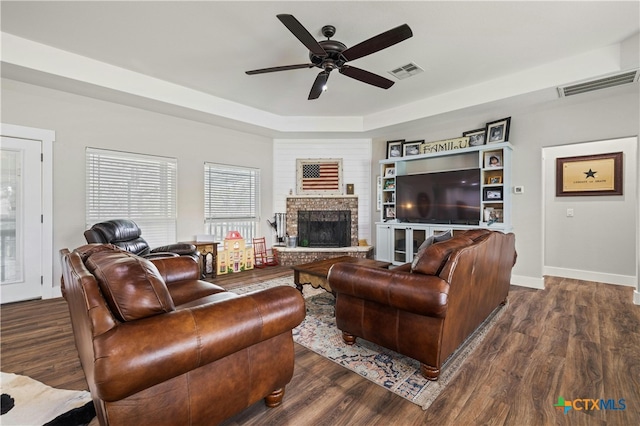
[286,196,358,199]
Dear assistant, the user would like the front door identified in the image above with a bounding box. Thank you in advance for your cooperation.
[0,136,42,303]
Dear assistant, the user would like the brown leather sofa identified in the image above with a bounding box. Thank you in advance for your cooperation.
[328,229,516,381]
[60,244,305,425]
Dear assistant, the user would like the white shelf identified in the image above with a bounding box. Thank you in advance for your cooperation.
[378,141,512,237]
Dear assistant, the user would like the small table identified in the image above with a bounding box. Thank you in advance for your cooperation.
[182,241,219,278]
[292,256,392,294]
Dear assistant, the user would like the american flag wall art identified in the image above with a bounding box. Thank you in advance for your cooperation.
[296,159,343,195]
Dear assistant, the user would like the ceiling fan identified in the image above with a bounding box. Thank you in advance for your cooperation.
[245,14,413,100]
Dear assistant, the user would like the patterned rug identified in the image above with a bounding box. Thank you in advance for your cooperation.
[231,276,506,410]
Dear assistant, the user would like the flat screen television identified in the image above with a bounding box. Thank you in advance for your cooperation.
[395,169,481,224]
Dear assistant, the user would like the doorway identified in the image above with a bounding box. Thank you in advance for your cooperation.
[0,124,54,303]
[541,137,637,286]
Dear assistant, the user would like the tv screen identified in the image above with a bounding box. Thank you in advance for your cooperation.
[395,169,481,224]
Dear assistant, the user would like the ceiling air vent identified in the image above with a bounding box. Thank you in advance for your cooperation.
[388,62,424,80]
[557,70,639,97]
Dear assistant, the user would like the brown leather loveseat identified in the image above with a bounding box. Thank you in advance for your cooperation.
[328,229,516,381]
[60,244,305,425]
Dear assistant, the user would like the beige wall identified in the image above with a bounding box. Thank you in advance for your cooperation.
[2,78,274,286]
[2,77,639,291]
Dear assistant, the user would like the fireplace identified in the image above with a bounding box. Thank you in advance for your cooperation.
[285,196,359,247]
[298,210,351,248]
[275,196,372,266]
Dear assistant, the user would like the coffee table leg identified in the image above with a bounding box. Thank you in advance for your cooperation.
[293,270,304,293]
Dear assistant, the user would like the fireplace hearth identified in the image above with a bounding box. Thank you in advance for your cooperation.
[298,210,351,248]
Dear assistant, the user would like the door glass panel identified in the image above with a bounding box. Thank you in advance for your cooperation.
[1,149,23,284]
[393,227,407,263]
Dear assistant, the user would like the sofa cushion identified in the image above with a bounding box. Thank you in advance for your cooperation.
[411,236,435,269]
[74,243,122,261]
[85,251,175,322]
[412,236,473,276]
[434,229,453,242]
[410,229,453,269]
[461,228,491,241]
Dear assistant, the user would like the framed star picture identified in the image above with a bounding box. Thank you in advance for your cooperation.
[556,152,623,196]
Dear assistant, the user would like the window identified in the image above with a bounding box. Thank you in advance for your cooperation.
[86,148,177,247]
[204,163,260,242]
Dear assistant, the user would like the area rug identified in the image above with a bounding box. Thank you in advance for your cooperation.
[0,372,95,425]
[231,277,506,410]
[229,275,324,298]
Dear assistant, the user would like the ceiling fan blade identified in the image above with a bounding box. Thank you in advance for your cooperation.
[339,65,394,89]
[246,63,314,75]
[341,24,413,62]
[308,71,330,100]
[277,14,327,57]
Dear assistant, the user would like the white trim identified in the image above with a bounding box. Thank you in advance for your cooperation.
[543,266,636,287]
[0,123,55,299]
[634,290,640,305]
[2,32,627,134]
[511,274,545,290]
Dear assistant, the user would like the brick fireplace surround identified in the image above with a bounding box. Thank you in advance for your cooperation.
[273,196,373,266]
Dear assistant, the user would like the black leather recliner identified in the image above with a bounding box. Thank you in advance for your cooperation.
[84,219,198,261]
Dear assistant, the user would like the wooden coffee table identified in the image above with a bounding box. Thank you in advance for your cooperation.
[292,256,392,294]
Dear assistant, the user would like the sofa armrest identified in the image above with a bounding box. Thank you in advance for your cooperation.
[150,255,201,282]
[151,243,197,256]
[92,285,305,401]
[328,262,449,318]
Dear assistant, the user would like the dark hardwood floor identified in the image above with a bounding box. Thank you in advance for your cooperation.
[2,267,639,425]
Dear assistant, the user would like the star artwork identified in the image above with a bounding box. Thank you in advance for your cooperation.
[584,168,597,178]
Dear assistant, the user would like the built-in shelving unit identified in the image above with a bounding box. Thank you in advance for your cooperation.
[376,142,513,265]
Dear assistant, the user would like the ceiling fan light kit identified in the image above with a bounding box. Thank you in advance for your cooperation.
[246,14,413,100]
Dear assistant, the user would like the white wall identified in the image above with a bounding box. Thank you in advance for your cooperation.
[1,78,274,291]
[273,139,372,243]
[543,137,637,286]
[372,83,640,289]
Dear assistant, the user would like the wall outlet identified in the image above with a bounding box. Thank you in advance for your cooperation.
[514,186,524,194]
[566,208,574,217]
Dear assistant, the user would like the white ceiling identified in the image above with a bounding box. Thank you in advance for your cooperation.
[1,1,639,135]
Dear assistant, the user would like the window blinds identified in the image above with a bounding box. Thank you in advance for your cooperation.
[86,148,177,247]
[204,162,260,241]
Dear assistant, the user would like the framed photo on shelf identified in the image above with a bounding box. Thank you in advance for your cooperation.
[485,117,511,143]
[386,140,404,159]
[385,207,396,219]
[383,179,395,190]
[483,187,503,201]
[384,167,396,177]
[487,176,502,184]
[462,128,486,146]
[402,141,422,157]
[556,151,623,196]
[483,207,495,222]
[484,152,502,168]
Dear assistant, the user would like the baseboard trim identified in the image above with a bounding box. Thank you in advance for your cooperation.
[543,266,636,287]
[43,286,62,299]
[511,274,545,290]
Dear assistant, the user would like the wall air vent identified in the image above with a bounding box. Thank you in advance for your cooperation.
[557,70,639,97]
[388,62,424,80]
